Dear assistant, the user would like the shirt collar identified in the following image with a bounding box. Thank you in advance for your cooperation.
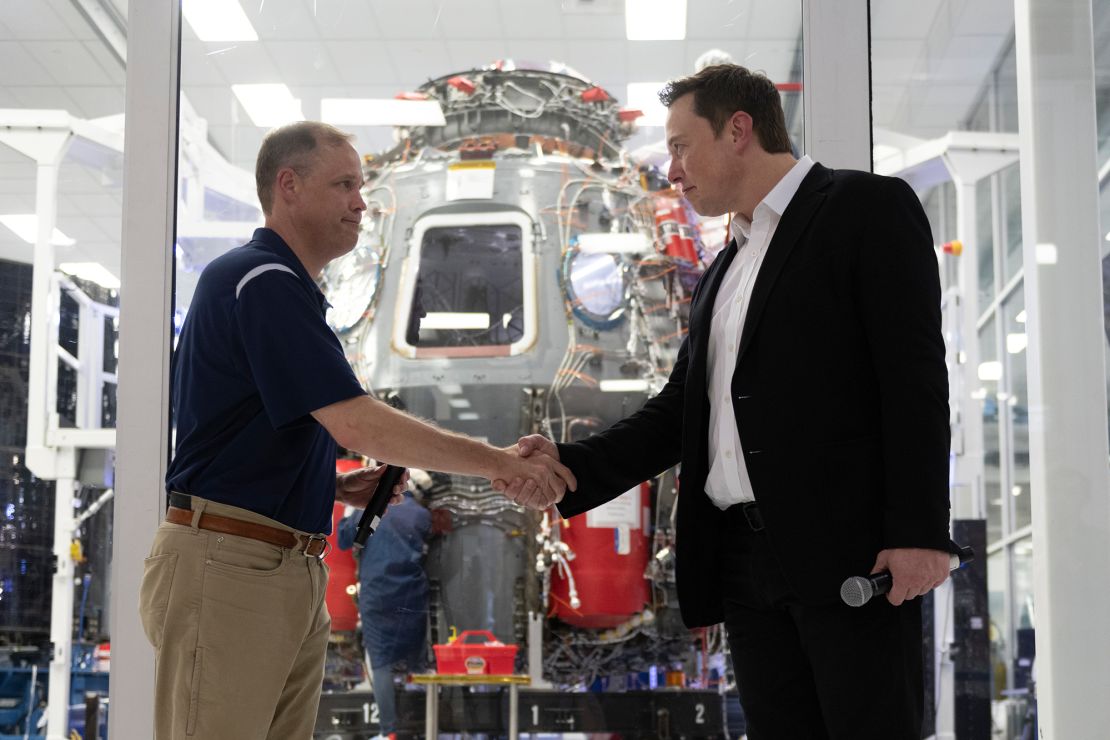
[729,155,815,245]
[250,227,327,303]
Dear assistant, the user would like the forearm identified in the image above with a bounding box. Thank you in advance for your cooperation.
[314,396,503,479]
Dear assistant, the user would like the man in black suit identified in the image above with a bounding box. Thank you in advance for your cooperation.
[501,64,952,738]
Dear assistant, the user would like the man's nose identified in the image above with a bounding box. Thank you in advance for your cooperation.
[667,160,682,184]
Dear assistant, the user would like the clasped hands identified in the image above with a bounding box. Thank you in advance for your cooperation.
[337,433,574,513]
[492,434,571,510]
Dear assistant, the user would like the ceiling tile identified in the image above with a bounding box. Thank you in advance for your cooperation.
[57,214,108,244]
[184,86,237,127]
[749,0,801,41]
[687,0,752,40]
[384,39,455,86]
[64,86,126,119]
[504,39,568,67]
[313,0,381,40]
[325,40,399,85]
[45,0,100,41]
[24,41,114,86]
[565,40,628,85]
[83,41,125,85]
[369,0,446,38]
[0,42,56,85]
[249,0,322,40]
[268,41,342,85]
[181,43,232,86]
[211,43,280,85]
[1,0,70,39]
[626,41,685,83]
[870,0,941,41]
[561,10,625,39]
[500,0,563,40]
[435,0,506,39]
[871,39,925,86]
[11,85,81,112]
[445,40,505,71]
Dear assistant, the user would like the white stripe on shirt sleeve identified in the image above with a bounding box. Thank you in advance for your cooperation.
[235,263,298,299]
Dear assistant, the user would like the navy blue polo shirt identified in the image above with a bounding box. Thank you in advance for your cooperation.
[166,228,367,533]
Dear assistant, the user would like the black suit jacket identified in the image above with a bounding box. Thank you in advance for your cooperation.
[556,163,951,627]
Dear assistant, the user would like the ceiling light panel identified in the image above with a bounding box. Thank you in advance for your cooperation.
[231,84,304,127]
[625,0,687,41]
[626,82,667,126]
[182,0,258,42]
[0,214,76,246]
[321,99,446,127]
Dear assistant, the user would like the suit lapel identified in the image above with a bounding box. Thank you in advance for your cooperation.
[735,164,831,367]
[690,238,738,365]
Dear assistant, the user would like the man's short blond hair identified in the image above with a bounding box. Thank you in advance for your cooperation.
[255,121,354,214]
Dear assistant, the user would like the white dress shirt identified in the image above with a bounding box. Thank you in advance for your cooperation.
[704,156,815,510]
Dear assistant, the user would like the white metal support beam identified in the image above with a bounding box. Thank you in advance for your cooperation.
[1014,0,1110,736]
[801,0,871,170]
[108,0,180,737]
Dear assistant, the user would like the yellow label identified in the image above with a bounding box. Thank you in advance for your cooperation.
[448,160,496,170]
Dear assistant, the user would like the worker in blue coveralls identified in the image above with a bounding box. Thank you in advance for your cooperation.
[337,490,433,739]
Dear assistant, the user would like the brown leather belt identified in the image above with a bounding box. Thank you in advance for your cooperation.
[165,506,328,558]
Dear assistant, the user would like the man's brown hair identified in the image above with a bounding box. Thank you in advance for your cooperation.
[658,64,792,154]
[255,121,354,214]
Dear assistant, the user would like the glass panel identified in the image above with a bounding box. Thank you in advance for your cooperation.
[173,5,807,727]
[406,224,524,349]
[1011,538,1036,691]
[567,251,626,324]
[977,177,996,310]
[996,42,1019,133]
[1003,288,1030,530]
[0,1,125,730]
[987,550,1010,698]
[979,317,1004,544]
[1001,164,1023,283]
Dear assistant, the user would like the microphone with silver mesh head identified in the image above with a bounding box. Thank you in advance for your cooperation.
[840,545,974,607]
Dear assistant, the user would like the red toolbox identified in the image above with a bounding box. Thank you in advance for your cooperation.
[433,630,518,675]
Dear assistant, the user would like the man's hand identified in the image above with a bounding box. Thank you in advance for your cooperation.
[870,547,951,606]
[336,463,409,508]
[491,435,568,509]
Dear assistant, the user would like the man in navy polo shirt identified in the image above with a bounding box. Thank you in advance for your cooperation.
[139,121,575,740]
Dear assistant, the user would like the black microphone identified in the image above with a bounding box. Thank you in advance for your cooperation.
[353,464,406,549]
[840,545,974,607]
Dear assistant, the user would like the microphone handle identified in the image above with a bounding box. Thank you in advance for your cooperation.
[353,464,406,549]
[867,548,972,598]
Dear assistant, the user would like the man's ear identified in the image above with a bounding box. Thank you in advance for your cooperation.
[274,166,299,207]
[728,110,755,153]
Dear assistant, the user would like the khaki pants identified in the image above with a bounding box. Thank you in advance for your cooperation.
[139,497,331,740]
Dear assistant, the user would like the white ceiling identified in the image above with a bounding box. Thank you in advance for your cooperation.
[0,0,1025,277]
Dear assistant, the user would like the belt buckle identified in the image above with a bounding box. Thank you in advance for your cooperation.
[303,533,330,560]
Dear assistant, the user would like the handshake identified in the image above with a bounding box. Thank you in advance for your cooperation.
[491,434,570,510]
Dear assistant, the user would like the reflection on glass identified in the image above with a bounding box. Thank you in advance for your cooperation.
[987,551,1010,698]
[407,225,524,348]
[1011,537,1036,694]
[321,242,382,333]
[977,177,996,310]
[567,251,626,326]
[1004,289,1030,530]
[1002,164,1023,282]
[980,317,1003,544]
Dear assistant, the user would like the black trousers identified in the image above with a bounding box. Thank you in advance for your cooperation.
[721,503,924,740]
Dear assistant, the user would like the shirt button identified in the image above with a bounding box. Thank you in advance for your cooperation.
[728,344,735,352]
[725,451,733,459]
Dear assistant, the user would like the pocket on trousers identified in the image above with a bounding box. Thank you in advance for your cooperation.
[138,552,179,649]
